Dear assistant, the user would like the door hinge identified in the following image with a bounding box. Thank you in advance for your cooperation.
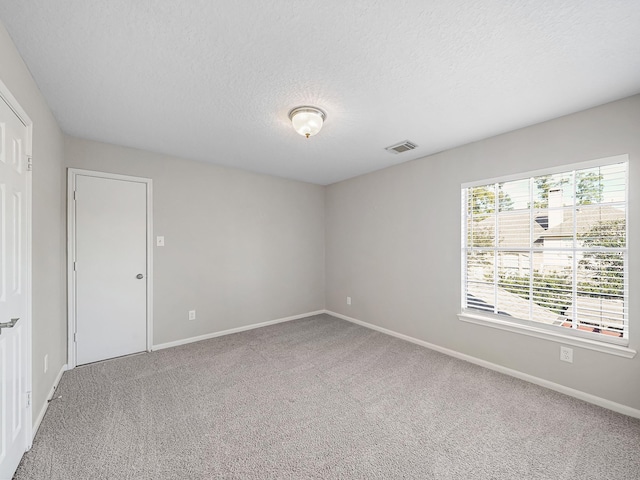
[74,332,78,342]
[26,391,32,408]
[27,156,32,171]
[73,261,77,271]
[73,190,77,200]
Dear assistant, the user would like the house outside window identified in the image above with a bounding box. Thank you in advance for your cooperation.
[461,156,628,347]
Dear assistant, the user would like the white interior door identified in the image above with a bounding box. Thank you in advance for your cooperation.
[0,97,29,479]
[74,174,148,366]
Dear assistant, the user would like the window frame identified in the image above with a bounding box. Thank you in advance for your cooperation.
[459,154,635,358]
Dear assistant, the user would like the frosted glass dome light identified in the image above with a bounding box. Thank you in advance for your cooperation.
[289,106,327,138]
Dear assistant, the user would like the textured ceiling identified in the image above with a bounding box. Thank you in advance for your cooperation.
[1,1,639,185]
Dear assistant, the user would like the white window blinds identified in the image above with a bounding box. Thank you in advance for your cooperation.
[462,159,628,344]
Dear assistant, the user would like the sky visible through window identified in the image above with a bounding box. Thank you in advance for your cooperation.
[499,163,626,210]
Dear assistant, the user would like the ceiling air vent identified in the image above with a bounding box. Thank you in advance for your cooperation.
[385,140,418,154]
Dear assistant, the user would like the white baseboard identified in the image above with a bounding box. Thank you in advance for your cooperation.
[33,363,67,440]
[152,310,326,351]
[326,310,640,420]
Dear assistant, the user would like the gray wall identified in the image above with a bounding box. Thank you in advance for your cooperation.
[64,136,325,345]
[0,23,66,422]
[325,95,640,410]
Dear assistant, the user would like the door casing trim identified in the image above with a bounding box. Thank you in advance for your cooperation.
[67,168,153,369]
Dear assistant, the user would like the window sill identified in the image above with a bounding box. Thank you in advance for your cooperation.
[457,312,636,359]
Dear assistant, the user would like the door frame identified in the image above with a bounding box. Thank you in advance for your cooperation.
[0,79,34,447]
[67,168,153,369]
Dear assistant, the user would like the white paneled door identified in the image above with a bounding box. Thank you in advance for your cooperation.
[0,97,30,479]
[73,174,148,366]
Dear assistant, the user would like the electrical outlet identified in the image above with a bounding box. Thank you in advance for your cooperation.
[188,310,196,321]
[560,346,573,363]
[44,354,48,373]
[346,296,352,306]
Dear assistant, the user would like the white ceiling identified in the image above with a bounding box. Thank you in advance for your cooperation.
[1,1,639,185]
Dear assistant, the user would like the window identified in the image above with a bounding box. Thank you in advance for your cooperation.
[461,156,628,347]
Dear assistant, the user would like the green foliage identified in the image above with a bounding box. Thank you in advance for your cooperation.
[496,271,572,315]
[533,175,568,208]
[576,172,604,205]
[532,171,603,208]
[486,218,626,317]
[579,218,625,248]
[578,218,625,298]
[469,185,513,220]
[468,186,513,253]
[470,186,495,219]
[470,226,494,248]
[577,278,622,298]
[498,184,514,211]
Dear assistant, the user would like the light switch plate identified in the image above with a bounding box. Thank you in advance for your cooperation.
[156,236,165,247]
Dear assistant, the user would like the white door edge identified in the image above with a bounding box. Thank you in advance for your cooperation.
[67,168,153,369]
[0,78,34,449]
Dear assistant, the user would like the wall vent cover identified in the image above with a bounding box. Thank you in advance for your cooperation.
[385,140,418,154]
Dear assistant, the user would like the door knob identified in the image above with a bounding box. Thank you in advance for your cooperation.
[136,274,144,279]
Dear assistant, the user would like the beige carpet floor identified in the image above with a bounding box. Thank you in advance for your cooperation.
[14,314,640,479]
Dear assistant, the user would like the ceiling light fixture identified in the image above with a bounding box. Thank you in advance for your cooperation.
[288,106,327,138]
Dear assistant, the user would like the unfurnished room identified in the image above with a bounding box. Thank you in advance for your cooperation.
[0,2,639,479]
